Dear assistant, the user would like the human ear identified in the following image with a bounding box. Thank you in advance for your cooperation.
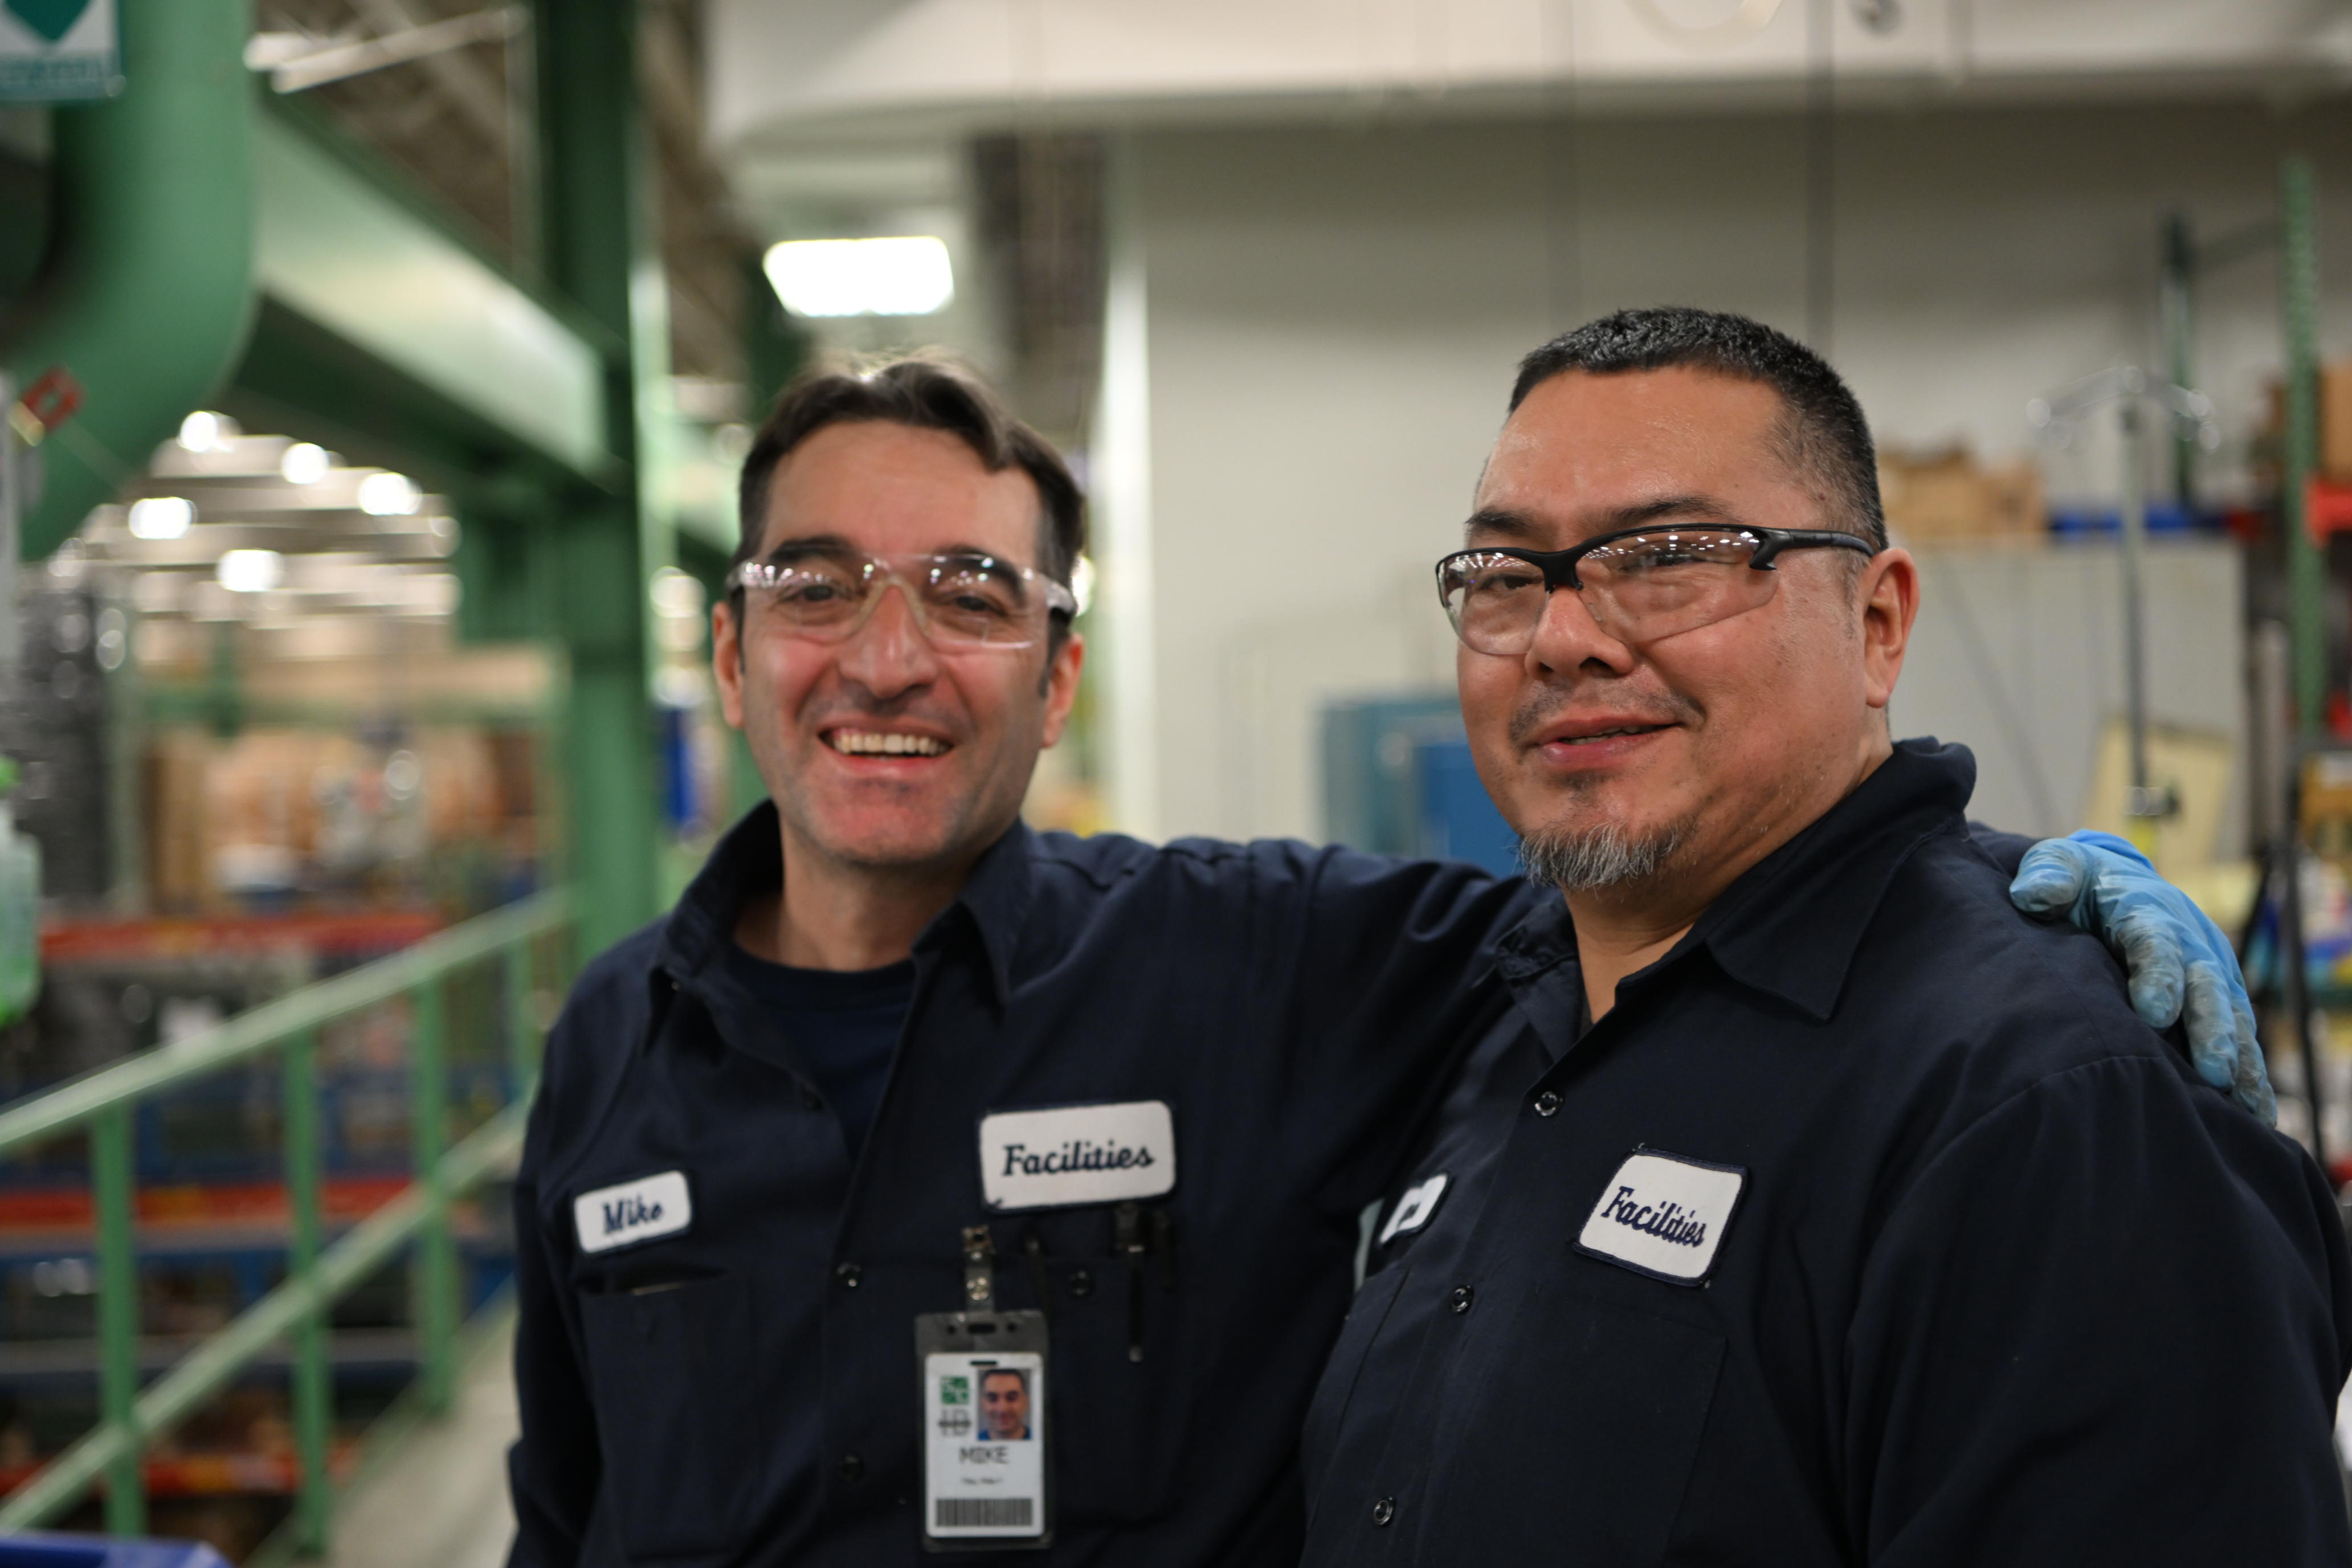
[1857,548,1918,711]
[712,599,748,730]
[1039,631,1086,748]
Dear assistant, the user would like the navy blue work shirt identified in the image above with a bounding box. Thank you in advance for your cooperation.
[721,945,911,1161]
[505,803,1538,1567]
[1302,740,2352,1567]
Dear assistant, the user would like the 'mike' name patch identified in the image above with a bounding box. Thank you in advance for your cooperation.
[978,1100,1176,1211]
[1574,1149,1745,1285]
[572,1170,692,1254]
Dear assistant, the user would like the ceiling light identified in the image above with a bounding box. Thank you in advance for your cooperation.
[177,411,227,452]
[763,236,954,318]
[218,549,285,593]
[357,471,422,516]
[127,497,194,540]
[280,443,330,485]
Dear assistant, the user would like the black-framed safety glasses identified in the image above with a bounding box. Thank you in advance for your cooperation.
[1435,525,1877,655]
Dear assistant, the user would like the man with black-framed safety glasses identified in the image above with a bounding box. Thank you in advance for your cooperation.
[1436,525,1876,654]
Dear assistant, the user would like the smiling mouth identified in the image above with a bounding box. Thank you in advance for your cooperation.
[826,729,951,758]
[1554,724,1672,746]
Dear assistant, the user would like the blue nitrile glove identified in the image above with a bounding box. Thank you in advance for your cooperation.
[2009,830,2274,1124]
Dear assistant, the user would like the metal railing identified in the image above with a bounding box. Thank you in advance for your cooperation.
[0,888,573,1551]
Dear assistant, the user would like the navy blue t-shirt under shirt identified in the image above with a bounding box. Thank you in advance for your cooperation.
[724,943,913,1161]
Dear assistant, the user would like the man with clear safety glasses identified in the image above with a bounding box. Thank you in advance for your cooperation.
[504,353,2268,1568]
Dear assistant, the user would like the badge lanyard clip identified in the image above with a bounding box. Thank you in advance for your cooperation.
[962,1223,996,1310]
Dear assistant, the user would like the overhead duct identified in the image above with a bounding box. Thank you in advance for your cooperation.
[2,0,256,560]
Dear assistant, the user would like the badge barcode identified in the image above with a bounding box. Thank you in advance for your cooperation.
[936,1497,1035,1529]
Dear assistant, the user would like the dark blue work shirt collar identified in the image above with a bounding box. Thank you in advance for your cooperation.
[1493,738,1976,1025]
[652,800,1036,1009]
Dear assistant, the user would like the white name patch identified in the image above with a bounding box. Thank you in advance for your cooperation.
[1377,1171,1450,1245]
[572,1170,692,1255]
[1575,1149,1745,1284]
[979,1101,1176,1211]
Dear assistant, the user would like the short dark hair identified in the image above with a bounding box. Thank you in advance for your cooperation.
[1509,308,1886,552]
[734,356,1087,586]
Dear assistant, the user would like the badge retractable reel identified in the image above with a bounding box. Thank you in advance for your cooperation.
[916,1224,1052,1551]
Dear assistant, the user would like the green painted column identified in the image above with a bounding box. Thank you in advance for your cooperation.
[2281,157,2329,740]
[536,0,662,949]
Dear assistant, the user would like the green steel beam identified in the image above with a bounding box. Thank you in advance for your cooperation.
[89,1105,142,1536]
[0,0,255,559]
[536,0,663,949]
[2281,156,2328,738]
[284,1030,332,1557]
[0,1104,529,1534]
[0,891,568,1159]
[409,982,455,1416]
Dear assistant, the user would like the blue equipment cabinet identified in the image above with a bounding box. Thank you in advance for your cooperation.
[1321,695,1520,877]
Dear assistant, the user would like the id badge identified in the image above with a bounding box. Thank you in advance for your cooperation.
[916,1310,1052,1551]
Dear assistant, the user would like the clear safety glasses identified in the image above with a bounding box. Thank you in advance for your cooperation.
[1435,525,1876,656]
[726,546,1079,651]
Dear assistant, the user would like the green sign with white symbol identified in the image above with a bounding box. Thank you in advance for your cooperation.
[0,0,118,102]
[940,1375,970,1405]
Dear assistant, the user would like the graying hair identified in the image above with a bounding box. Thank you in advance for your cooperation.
[1517,818,1693,893]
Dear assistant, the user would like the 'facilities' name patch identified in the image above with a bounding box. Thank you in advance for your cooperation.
[572,1170,692,1254]
[978,1101,1176,1211]
[1574,1149,1745,1285]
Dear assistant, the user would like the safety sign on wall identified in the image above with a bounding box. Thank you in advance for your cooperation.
[0,0,120,103]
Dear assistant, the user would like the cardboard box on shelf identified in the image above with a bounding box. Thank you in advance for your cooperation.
[2325,362,2352,483]
[1878,447,2045,545]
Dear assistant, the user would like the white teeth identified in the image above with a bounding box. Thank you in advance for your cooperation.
[828,729,948,757]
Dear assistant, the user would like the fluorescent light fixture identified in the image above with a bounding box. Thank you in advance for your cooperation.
[127,497,195,540]
[357,472,422,516]
[178,411,226,452]
[281,442,330,485]
[218,549,285,593]
[763,236,954,318]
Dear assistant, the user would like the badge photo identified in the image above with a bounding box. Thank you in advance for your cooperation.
[1574,1149,1745,1285]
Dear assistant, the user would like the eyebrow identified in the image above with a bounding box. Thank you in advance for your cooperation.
[1463,494,1746,545]
[760,537,1030,571]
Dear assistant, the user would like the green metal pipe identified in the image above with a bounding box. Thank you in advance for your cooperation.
[0,0,255,559]
[2281,156,2328,738]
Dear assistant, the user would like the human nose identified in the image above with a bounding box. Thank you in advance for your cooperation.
[835,578,943,695]
[1524,583,1638,677]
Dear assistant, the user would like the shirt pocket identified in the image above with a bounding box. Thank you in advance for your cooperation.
[1420,1286,1725,1565]
[577,1272,769,1559]
[1035,1220,1181,1524]
[1301,1264,1411,1500]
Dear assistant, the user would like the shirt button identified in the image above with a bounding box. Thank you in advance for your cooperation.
[1067,1269,1094,1298]
[1533,1090,1562,1117]
[835,1262,863,1289]
[1448,1286,1475,1314]
[1371,1496,1396,1527]
[836,1452,864,1482]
